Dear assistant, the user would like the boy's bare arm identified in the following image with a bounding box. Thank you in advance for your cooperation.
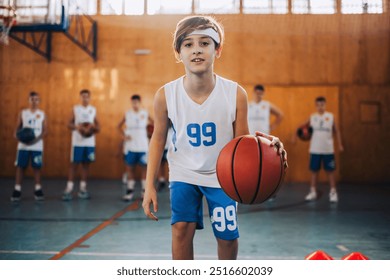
[142,87,169,221]
[270,103,284,131]
[93,116,100,133]
[333,120,344,152]
[14,112,23,139]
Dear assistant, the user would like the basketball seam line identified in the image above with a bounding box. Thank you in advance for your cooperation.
[250,137,262,204]
[231,137,243,203]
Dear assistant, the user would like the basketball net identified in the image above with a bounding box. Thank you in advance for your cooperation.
[0,15,16,45]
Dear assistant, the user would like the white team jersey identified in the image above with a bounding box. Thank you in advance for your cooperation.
[248,100,270,135]
[17,109,45,151]
[124,109,149,153]
[309,112,334,154]
[71,104,97,147]
[165,126,174,150]
[165,75,237,188]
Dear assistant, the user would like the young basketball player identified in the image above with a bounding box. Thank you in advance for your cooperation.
[118,94,151,201]
[248,84,284,135]
[62,89,100,201]
[298,96,343,202]
[142,16,287,260]
[12,91,47,202]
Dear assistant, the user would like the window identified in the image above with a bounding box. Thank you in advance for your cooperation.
[101,0,124,15]
[341,0,383,14]
[243,0,288,14]
[16,0,49,17]
[125,0,144,15]
[69,0,97,15]
[292,0,336,14]
[195,0,240,14]
[147,0,192,15]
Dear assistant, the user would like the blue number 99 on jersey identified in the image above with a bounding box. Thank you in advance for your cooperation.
[187,122,216,147]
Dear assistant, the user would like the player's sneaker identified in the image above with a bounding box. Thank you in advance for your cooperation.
[62,192,73,201]
[329,191,338,203]
[78,191,91,200]
[305,190,317,201]
[122,189,134,201]
[34,189,45,201]
[11,190,21,202]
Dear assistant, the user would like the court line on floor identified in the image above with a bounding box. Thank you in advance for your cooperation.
[336,245,349,252]
[0,250,300,260]
[49,200,140,260]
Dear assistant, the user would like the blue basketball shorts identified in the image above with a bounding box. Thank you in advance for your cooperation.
[15,150,43,169]
[72,146,95,163]
[125,151,147,166]
[310,154,336,172]
[170,181,239,241]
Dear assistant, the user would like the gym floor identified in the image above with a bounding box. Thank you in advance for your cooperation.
[0,178,389,260]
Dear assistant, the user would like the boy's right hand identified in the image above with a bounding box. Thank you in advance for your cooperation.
[142,185,158,221]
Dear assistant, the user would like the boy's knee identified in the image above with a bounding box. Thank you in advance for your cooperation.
[172,222,195,240]
[217,238,237,247]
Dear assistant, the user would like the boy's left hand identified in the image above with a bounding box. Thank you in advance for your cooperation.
[255,131,288,170]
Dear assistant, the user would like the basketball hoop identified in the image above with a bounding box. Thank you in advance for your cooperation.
[0,15,16,45]
[0,2,17,45]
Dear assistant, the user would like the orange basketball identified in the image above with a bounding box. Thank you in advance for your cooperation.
[297,123,313,141]
[216,135,285,204]
[80,122,95,138]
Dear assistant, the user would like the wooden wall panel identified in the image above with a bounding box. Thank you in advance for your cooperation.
[340,86,390,183]
[0,13,389,183]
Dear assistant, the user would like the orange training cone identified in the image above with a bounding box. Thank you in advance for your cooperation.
[342,252,369,260]
[305,250,334,260]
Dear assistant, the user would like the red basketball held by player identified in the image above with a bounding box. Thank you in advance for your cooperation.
[216,135,285,204]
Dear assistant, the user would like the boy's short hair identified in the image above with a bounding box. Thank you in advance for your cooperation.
[131,94,141,101]
[173,16,224,60]
[315,96,326,103]
[80,89,90,95]
[29,91,39,97]
[254,84,265,91]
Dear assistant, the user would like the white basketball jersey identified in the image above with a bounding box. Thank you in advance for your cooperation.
[71,104,97,147]
[124,109,149,153]
[17,109,45,151]
[248,100,270,135]
[165,75,237,188]
[309,112,334,154]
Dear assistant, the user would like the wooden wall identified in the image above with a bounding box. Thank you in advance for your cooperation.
[1,11,389,183]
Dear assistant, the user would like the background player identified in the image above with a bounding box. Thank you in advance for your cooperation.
[12,91,47,202]
[295,96,343,202]
[142,16,287,260]
[118,94,151,201]
[62,89,100,201]
[248,84,283,135]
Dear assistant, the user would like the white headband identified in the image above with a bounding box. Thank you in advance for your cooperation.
[187,28,221,44]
